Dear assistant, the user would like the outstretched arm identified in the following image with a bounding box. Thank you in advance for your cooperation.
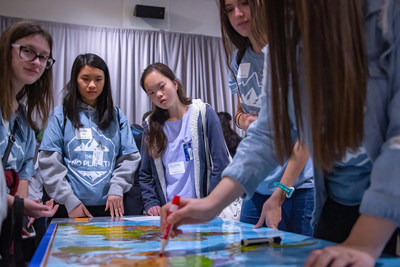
[38,150,81,213]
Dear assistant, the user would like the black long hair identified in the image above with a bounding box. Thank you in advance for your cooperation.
[63,53,114,130]
[140,62,191,158]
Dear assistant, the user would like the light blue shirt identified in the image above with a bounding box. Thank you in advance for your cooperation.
[162,105,195,201]
[227,45,313,195]
[40,104,138,206]
[0,108,36,180]
[229,46,264,116]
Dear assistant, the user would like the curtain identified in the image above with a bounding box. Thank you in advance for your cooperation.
[1,15,237,127]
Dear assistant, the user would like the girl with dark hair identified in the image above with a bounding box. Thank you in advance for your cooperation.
[161,0,400,265]
[139,62,230,216]
[38,53,140,218]
[219,0,314,235]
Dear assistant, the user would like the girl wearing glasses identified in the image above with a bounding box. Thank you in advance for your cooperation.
[0,20,55,199]
[0,21,58,265]
[37,53,141,218]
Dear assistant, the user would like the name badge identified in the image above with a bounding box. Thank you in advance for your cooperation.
[237,63,250,79]
[76,128,92,139]
[168,161,185,175]
[183,142,193,161]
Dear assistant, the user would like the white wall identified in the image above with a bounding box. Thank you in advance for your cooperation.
[0,0,222,37]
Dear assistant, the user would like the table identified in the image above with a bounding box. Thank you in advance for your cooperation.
[29,216,400,266]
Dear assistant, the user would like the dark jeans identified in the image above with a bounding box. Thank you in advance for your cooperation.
[314,197,398,256]
[240,188,314,236]
[123,184,144,215]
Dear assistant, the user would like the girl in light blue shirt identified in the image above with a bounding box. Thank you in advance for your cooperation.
[38,53,140,218]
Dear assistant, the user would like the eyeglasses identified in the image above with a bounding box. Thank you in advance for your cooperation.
[11,43,55,69]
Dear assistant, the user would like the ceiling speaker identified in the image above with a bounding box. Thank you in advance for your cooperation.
[134,5,165,20]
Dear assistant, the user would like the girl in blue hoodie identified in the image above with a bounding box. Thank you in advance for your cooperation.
[38,53,140,218]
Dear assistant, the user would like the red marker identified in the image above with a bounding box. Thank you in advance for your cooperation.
[159,195,180,257]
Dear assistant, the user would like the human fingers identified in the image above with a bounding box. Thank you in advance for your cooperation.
[27,217,35,228]
[253,214,266,229]
[119,198,124,216]
[107,195,123,217]
[330,256,355,267]
[264,213,279,230]
[41,199,58,217]
[24,198,51,218]
[167,200,204,226]
[105,199,109,211]
[22,227,30,237]
[154,206,161,216]
[108,197,119,217]
[306,246,345,267]
[149,206,160,216]
[115,197,124,217]
[304,249,323,267]
[160,203,171,230]
[47,204,59,217]
[44,199,54,208]
[82,204,93,218]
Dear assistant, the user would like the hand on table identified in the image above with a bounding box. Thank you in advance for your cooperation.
[305,244,375,267]
[68,203,93,218]
[106,195,124,217]
[147,206,161,216]
[254,191,285,229]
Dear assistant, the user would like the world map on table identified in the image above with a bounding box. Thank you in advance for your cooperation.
[41,217,399,267]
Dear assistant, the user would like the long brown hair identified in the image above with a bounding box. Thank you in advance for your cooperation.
[140,63,191,158]
[218,0,251,68]
[0,20,54,128]
[259,0,368,171]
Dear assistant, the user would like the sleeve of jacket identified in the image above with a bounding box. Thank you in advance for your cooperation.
[108,152,141,196]
[205,105,230,192]
[38,150,81,212]
[360,1,400,224]
[138,125,162,212]
[221,93,283,199]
